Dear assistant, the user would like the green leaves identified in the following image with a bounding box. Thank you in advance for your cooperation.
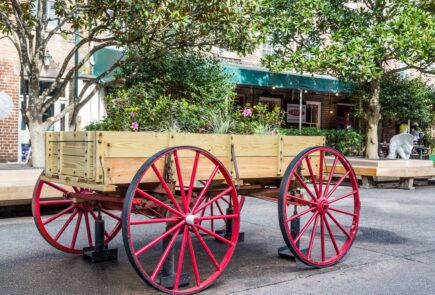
[380,73,435,125]
[263,0,435,83]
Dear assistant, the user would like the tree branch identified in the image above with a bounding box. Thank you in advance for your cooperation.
[41,39,119,111]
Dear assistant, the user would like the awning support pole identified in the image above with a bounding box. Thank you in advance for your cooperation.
[299,89,303,130]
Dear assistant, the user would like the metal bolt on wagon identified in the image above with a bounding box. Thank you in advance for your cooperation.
[33,131,360,294]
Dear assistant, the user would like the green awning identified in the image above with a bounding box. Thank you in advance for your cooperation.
[93,47,351,93]
[223,65,351,93]
[93,47,125,82]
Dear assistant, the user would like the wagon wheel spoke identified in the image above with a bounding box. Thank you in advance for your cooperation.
[329,207,357,217]
[135,221,185,257]
[187,228,201,286]
[135,188,184,218]
[70,212,83,249]
[187,151,200,207]
[307,214,319,259]
[194,186,233,214]
[41,180,69,194]
[174,225,189,291]
[42,204,75,225]
[101,208,122,221]
[294,212,318,244]
[173,150,188,212]
[191,226,220,270]
[286,207,316,222]
[151,163,183,213]
[196,224,234,247]
[196,214,238,221]
[192,165,220,212]
[318,150,325,196]
[304,156,320,198]
[130,217,180,225]
[293,173,317,202]
[325,170,350,199]
[323,215,340,255]
[150,228,182,281]
[54,209,78,242]
[323,156,338,198]
[84,212,93,247]
[329,190,357,204]
[286,194,316,206]
[39,200,72,206]
[320,213,325,261]
[327,212,351,239]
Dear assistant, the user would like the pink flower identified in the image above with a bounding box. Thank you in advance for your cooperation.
[242,108,252,117]
[130,111,136,117]
[131,121,139,130]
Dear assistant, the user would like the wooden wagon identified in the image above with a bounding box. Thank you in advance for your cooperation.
[33,131,360,294]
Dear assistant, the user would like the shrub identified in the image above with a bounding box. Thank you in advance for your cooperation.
[278,127,364,156]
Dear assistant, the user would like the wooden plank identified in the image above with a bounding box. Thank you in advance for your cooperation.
[104,157,161,184]
[282,136,325,157]
[232,134,279,157]
[104,155,228,185]
[62,131,88,142]
[237,157,278,178]
[171,133,229,157]
[40,176,117,192]
[101,131,169,158]
[95,132,104,183]
[61,155,86,177]
[331,165,377,177]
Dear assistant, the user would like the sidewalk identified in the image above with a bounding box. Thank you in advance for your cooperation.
[0,164,42,205]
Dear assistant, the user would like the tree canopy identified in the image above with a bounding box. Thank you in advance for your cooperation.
[0,0,263,166]
[380,74,435,125]
[263,0,435,158]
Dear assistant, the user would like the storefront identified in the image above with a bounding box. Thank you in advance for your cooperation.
[224,64,356,130]
[93,48,357,131]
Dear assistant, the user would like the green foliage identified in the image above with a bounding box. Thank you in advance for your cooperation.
[236,104,285,135]
[278,128,364,156]
[118,53,237,108]
[380,74,435,125]
[99,86,209,133]
[264,0,435,83]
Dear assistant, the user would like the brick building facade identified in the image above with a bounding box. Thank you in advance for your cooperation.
[0,38,20,162]
[0,33,104,163]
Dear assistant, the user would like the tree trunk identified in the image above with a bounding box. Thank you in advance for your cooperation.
[28,121,49,168]
[365,78,382,159]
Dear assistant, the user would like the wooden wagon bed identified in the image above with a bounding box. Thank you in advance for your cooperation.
[44,131,325,191]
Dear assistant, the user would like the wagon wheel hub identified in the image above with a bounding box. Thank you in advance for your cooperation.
[185,214,198,225]
[317,198,329,215]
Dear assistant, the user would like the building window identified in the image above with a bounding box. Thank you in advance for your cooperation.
[20,79,65,97]
[306,101,321,128]
[259,96,281,110]
[20,101,26,130]
[262,43,275,56]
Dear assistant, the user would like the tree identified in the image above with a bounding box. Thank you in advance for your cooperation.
[0,0,262,167]
[380,74,435,126]
[263,0,435,159]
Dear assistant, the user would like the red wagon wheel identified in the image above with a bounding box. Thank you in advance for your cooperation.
[278,146,360,267]
[32,175,122,254]
[122,146,240,294]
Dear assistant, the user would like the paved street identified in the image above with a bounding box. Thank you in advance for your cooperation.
[1,186,435,295]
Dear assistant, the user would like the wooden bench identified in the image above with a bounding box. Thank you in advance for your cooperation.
[327,158,435,190]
